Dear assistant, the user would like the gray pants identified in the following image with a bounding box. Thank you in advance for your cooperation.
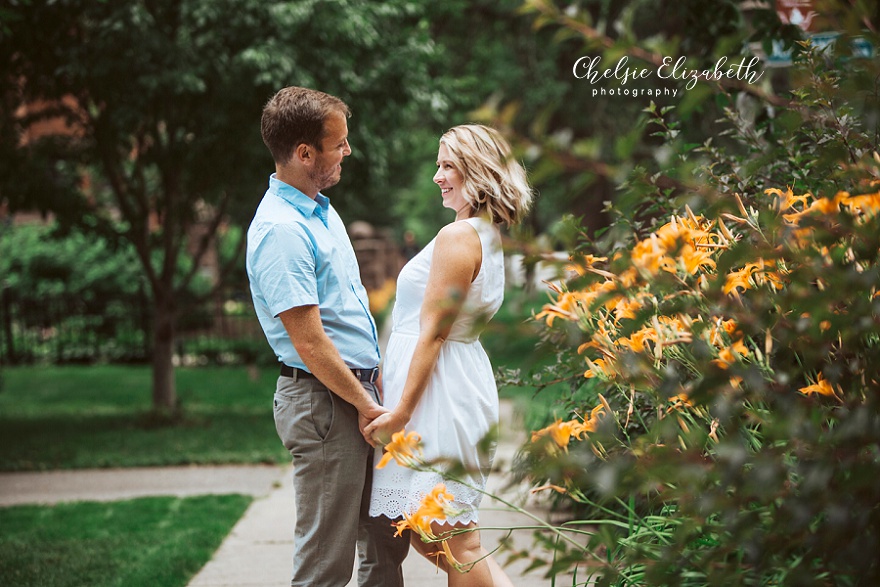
[274,374,409,587]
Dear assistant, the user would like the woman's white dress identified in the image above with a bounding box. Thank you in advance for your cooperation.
[369,216,504,526]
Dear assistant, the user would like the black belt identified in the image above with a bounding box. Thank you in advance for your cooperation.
[280,364,379,384]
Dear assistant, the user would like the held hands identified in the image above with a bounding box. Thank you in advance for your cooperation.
[364,410,409,448]
[357,368,386,447]
[358,403,390,448]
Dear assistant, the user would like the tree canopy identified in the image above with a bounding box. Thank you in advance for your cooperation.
[0,0,445,409]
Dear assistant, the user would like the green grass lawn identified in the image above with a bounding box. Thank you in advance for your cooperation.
[0,293,557,472]
[0,365,290,471]
[0,494,252,587]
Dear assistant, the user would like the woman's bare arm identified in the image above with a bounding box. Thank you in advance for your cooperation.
[366,221,482,443]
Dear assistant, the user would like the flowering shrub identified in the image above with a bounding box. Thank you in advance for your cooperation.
[526,179,880,574]
[507,43,880,585]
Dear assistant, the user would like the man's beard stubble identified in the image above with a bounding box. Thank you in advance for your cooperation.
[308,159,341,193]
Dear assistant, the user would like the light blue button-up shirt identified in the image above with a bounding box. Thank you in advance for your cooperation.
[246,175,380,370]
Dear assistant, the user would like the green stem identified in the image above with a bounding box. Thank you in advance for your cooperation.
[418,463,592,556]
[437,524,599,537]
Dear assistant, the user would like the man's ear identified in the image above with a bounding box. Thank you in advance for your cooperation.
[293,143,313,165]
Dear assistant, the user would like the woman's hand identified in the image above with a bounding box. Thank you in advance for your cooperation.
[359,403,390,447]
[365,410,410,447]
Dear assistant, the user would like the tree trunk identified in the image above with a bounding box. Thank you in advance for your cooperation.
[151,289,177,414]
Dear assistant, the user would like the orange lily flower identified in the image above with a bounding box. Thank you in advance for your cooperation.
[783,192,846,222]
[617,327,654,353]
[765,187,810,213]
[393,484,458,537]
[799,373,841,400]
[840,191,880,216]
[530,403,607,450]
[632,235,674,276]
[757,270,785,290]
[712,338,748,369]
[723,265,756,294]
[530,419,585,450]
[566,254,608,275]
[613,296,643,321]
[376,430,423,469]
[679,244,717,274]
[580,403,607,432]
[721,319,738,335]
[667,393,694,411]
[393,484,463,568]
[584,357,616,379]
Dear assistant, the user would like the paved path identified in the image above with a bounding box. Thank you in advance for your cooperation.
[0,464,284,507]
[0,401,578,586]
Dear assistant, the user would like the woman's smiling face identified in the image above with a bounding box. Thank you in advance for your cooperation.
[433,143,468,214]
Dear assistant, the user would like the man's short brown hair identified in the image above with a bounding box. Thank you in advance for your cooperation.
[261,87,350,165]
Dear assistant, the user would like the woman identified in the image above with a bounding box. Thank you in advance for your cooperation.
[366,124,533,586]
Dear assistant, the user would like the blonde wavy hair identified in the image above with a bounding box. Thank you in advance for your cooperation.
[439,124,533,226]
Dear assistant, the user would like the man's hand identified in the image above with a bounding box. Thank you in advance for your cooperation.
[359,402,389,447]
[364,410,409,448]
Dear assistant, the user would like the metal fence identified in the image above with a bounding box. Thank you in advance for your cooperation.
[0,288,271,366]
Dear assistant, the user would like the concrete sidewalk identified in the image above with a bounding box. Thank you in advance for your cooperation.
[0,464,285,507]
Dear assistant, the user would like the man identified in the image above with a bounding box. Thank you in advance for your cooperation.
[246,87,408,587]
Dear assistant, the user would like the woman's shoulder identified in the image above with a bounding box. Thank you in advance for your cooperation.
[437,219,482,240]
[433,220,483,258]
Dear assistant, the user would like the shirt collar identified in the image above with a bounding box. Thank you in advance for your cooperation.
[269,174,330,225]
